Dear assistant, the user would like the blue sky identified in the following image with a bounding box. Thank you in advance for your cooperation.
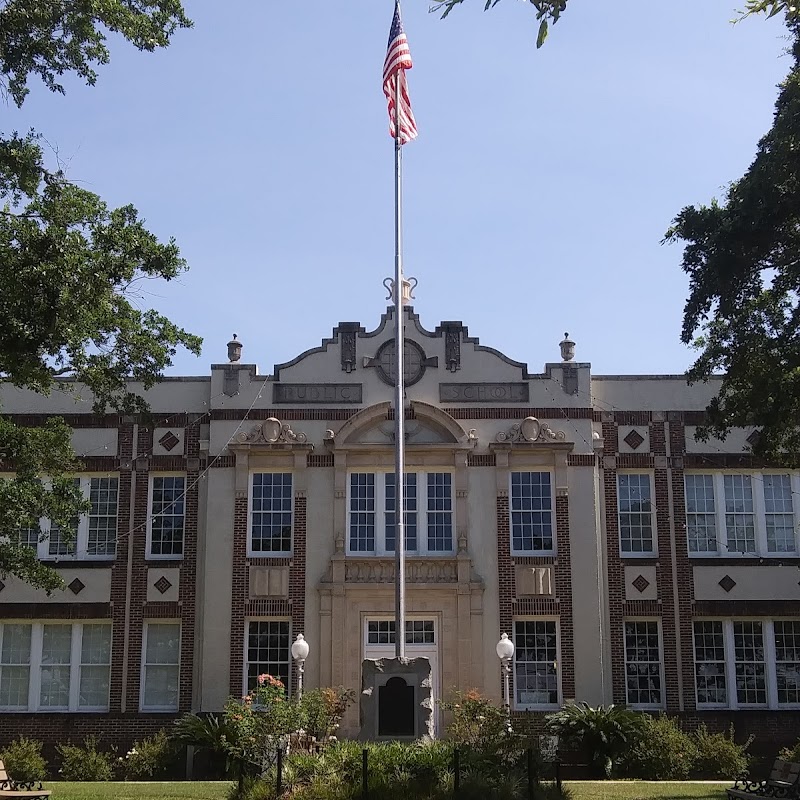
[11,1,790,376]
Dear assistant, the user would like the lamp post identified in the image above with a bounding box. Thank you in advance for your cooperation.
[291,634,310,699]
[496,633,514,725]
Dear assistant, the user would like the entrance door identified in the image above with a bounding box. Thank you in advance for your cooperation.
[363,618,440,735]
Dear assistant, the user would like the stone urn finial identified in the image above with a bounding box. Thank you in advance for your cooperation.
[559,332,575,362]
[227,334,242,363]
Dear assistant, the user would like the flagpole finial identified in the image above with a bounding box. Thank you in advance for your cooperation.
[383,277,417,305]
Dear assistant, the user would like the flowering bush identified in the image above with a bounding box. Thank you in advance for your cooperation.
[299,687,356,745]
[223,674,303,774]
[439,689,511,749]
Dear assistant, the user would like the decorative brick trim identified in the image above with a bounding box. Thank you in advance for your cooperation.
[694,600,800,616]
[212,409,356,421]
[513,556,559,567]
[248,557,293,568]
[77,456,118,472]
[229,496,248,697]
[177,418,200,713]
[2,413,122,428]
[447,408,595,420]
[602,418,626,704]
[554,494,575,700]
[623,601,661,616]
[246,600,291,615]
[289,495,307,696]
[616,454,655,468]
[567,454,597,467]
[684,454,770,469]
[0,603,111,619]
[467,454,496,467]
[497,493,575,703]
[210,456,236,468]
[691,557,800,565]
[150,455,188,471]
[124,427,153,712]
[614,412,653,425]
[669,417,695,712]
[109,423,133,712]
[143,602,181,618]
[515,599,560,614]
[229,491,306,697]
[308,454,334,467]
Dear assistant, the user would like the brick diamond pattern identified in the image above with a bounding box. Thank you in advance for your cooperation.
[623,429,645,450]
[154,575,172,595]
[159,430,180,452]
[632,574,650,594]
[746,429,761,447]
[0,580,5,592]
[68,578,85,595]
[718,574,737,593]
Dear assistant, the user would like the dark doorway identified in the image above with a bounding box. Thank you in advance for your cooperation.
[378,676,415,737]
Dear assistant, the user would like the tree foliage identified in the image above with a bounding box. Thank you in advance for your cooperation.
[433,0,796,48]
[666,15,800,464]
[0,0,198,590]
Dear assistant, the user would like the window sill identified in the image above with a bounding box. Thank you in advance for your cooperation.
[146,554,184,562]
[619,552,658,559]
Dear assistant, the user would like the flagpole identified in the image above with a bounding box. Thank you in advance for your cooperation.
[393,54,406,662]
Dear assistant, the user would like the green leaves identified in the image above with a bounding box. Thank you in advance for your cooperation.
[667,17,800,465]
[0,0,192,107]
[0,0,198,591]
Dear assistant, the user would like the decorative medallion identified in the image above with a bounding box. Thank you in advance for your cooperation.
[154,576,173,595]
[718,575,737,593]
[496,417,566,444]
[371,338,435,387]
[159,431,180,452]
[68,578,86,595]
[632,574,650,594]
[623,429,645,450]
[235,418,308,445]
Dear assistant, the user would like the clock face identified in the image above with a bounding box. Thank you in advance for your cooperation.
[375,339,427,387]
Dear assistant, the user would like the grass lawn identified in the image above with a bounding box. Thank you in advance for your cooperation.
[37,780,733,800]
[565,781,730,800]
[41,782,232,800]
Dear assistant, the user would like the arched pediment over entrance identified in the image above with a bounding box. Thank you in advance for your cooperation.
[333,401,474,448]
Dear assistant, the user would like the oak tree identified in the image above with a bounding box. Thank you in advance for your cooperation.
[0,1,200,591]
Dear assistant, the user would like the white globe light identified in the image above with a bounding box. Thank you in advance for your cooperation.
[496,632,514,660]
[291,633,310,661]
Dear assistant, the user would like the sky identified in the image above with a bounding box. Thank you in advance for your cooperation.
[10,1,792,377]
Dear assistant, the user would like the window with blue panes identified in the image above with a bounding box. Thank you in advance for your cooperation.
[347,472,454,555]
[510,472,553,554]
[250,474,293,555]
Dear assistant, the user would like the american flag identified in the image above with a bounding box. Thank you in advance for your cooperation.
[383,1,417,145]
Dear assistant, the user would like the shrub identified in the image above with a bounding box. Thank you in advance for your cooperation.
[621,714,697,780]
[545,703,642,777]
[0,736,47,783]
[120,729,177,780]
[693,725,751,778]
[172,711,241,777]
[56,736,115,781]
[440,689,510,750]
[780,739,800,764]
[297,687,356,744]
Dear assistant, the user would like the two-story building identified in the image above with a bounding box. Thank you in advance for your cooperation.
[0,304,798,754]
